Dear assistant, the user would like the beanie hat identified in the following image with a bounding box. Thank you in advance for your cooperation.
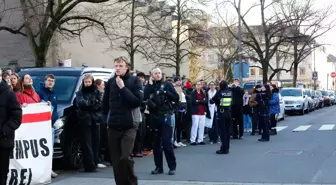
[185,81,192,89]
[174,76,181,82]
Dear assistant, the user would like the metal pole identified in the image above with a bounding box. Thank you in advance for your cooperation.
[313,46,316,90]
[237,0,243,85]
[327,73,329,90]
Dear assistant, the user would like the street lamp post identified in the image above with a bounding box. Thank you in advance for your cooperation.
[237,0,243,84]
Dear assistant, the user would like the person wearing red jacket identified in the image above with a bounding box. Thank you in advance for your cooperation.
[16,74,41,106]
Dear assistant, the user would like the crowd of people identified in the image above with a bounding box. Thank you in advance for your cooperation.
[0,57,281,185]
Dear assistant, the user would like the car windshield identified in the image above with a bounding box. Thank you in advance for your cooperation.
[243,82,262,89]
[329,92,335,96]
[305,90,311,96]
[31,76,79,103]
[321,91,329,96]
[280,89,302,97]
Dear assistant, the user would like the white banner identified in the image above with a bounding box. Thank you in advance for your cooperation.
[7,103,53,185]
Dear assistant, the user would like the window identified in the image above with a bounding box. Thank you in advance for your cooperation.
[250,68,256,76]
[32,76,79,103]
[259,69,263,75]
[280,89,302,97]
[300,67,306,75]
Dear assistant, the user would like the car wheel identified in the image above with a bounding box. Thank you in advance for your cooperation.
[64,137,83,169]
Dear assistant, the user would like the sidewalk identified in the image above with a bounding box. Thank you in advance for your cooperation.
[51,177,329,185]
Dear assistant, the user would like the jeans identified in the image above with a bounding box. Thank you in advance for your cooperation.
[243,114,252,129]
[171,114,175,142]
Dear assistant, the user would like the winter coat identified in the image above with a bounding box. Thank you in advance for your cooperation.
[0,80,22,148]
[190,89,210,117]
[269,92,280,114]
[255,92,270,116]
[38,84,59,124]
[16,89,41,104]
[103,72,143,130]
[76,85,103,125]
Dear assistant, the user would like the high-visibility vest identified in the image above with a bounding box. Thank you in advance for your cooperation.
[220,97,232,107]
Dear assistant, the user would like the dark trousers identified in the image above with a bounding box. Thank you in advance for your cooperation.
[133,120,146,154]
[232,106,244,138]
[143,114,153,151]
[152,116,177,170]
[0,148,10,185]
[100,123,110,162]
[209,112,219,142]
[259,115,270,141]
[108,127,138,185]
[270,114,277,128]
[175,111,185,143]
[80,123,100,170]
[252,108,259,133]
[218,111,232,152]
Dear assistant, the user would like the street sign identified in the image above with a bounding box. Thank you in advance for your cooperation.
[233,61,249,79]
[312,71,318,80]
[331,72,336,78]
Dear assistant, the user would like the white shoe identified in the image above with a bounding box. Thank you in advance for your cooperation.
[51,171,58,178]
[174,141,181,147]
[97,163,106,168]
[178,142,186,147]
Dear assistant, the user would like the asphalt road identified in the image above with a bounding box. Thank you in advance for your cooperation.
[52,105,336,184]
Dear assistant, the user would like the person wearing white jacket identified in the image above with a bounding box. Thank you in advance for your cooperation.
[206,82,219,144]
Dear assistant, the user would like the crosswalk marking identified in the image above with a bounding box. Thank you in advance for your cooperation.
[276,126,288,131]
[292,125,312,132]
[319,124,335,130]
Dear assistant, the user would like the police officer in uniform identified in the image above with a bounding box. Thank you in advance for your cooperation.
[210,80,232,154]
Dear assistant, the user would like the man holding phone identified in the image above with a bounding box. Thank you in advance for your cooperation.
[102,56,143,185]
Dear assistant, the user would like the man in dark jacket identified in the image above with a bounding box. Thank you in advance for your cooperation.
[102,57,143,185]
[144,68,179,175]
[0,74,22,185]
[231,79,244,139]
[37,74,59,178]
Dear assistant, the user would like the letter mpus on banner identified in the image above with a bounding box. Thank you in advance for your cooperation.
[7,103,53,185]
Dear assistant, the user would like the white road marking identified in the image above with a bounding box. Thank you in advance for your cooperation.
[318,124,335,131]
[292,125,312,132]
[276,126,288,132]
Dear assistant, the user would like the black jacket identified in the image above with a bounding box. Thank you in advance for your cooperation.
[103,72,143,130]
[231,86,244,107]
[0,80,22,148]
[190,89,209,115]
[144,80,179,114]
[75,85,103,125]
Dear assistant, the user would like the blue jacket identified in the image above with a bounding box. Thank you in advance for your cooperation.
[269,92,280,114]
[38,84,59,125]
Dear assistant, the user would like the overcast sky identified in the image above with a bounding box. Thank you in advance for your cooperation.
[204,0,336,54]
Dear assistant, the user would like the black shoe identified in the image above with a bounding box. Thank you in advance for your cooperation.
[198,142,206,145]
[251,132,255,136]
[258,138,269,142]
[239,136,243,140]
[190,142,197,146]
[216,150,229,154]
[151,167,163,175]
[231,136,238,139]
[168,169,176,175]
[84,168,100,172]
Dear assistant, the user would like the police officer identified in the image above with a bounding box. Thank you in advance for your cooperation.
[210,80,232,154]
[144,68,179,175]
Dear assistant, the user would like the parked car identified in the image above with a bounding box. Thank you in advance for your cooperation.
[280,87,309,115]
[311,90,320,110]
[304,89,314,112]
[321,90,331,106]
[328,90,335,105]
[315,90,324,108]
[18,67,115,169]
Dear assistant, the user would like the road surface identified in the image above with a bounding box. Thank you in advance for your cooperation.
[52,105,336,185]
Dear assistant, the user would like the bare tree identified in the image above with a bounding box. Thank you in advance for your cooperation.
[99,0,170,70]
[0,0,108,67]
[145,0,208,76]
[208,26,238,81]
[275,0,334,86]
[216,0,294,83]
